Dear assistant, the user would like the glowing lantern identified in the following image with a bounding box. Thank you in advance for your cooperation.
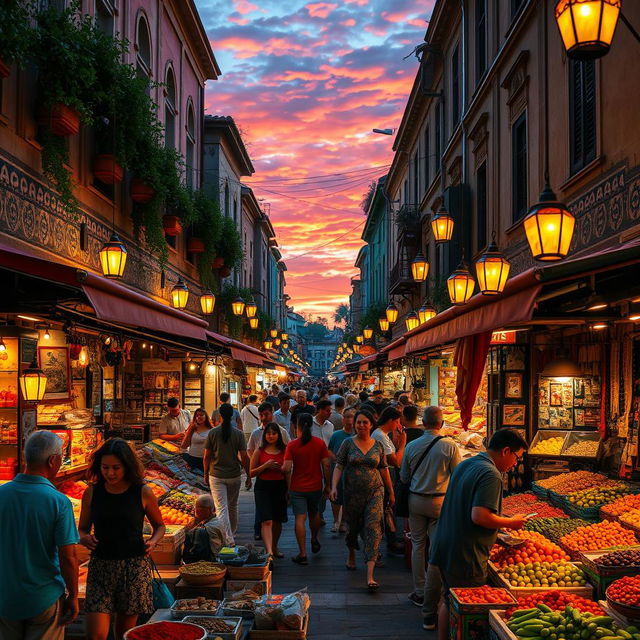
[431,207,454,243]
[249,317,259,329]
[171,278,189,309]
[379,317,390,332]
[411,251,429,282]
[418,303,437,324]
[475,240,511,295]
[200,289,216,315]
[19,358,48,402]
[245,301,257,317]
[405,311,420,332]
[231,297,245,316]
[447,262,476,305]
[99,233,127,278]
[386,303,399,324]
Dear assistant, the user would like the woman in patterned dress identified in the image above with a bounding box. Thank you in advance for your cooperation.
[330,408,395,591]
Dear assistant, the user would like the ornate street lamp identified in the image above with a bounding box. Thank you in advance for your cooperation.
[405,311,420,332]
[245,301,257,318]
[418,302,437,324]
[555,0,621,60]
[363,326,373,340]
[475,240,511,295]
[379,316,390,332]
[447,261,476,305]
[249,317,259,329]
[171,278,189,309]
[19,358,48,402]
[431,206,454,243]
[231,297,245,316]
[99,233,127,279]
[524,184,576,261]
[411,250,429,282]
[200,289,216,315]
[386,303,399,324]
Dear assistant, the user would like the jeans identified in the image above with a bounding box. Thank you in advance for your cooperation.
[0,597,65,640]
[408,493,444,617]
[210,475,242,544]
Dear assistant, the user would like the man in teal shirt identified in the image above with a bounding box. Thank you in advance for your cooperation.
[0,430,79,639]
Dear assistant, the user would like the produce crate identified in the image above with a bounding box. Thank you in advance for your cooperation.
[562,500,604,521]
[146,526,186,565]
[579,547,640,599]
[488,561,593,599]
[528,431,569,459]
[548,489,569,509]
[247,614,309,640]
[226,577,272,596]
[449,589,517,640]
[488,610,517,640]
[226,561,271,580]
[599,505,620,522]
[531,482,550,500]
[560,431,602,459]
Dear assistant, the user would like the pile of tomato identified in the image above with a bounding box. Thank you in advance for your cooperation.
[505,590,603,617]
[452,586,515,604]
[608,575,640,606]
[490,530,570,567]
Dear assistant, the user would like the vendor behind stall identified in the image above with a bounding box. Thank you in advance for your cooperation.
[182,495,228,562]
[159,398,191,442]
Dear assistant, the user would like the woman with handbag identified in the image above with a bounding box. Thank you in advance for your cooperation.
[329,408,394,592]
[78,438,165,640]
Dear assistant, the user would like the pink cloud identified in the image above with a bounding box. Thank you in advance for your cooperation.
[305,2,338,18]
[233,0,258,15]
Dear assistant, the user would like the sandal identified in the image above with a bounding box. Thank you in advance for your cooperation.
[367,581,379,592]
[311,539,321,554]
[291,554,308,565]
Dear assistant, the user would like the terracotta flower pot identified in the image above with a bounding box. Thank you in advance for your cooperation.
[93,154,124,184]
[219,266,231,278]
[0,59,11,79]
[187,237,205,254]
[212,256,224,269]
[37,103,80,137]
[162,215,182,236]
[130,178,155,203]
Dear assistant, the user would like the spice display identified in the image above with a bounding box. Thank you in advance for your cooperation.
[502,493,567,518]
[601,493,640,517]
[490,531,570,567]
[537,471,609,494]
[179,562,225,576]
[563,440,600,457]
[597,549,640,567]
[497,561,586,588]
[125,621,205,640]
[566,484,634,508]
[505,591,603,617]
[173,598,220,611]
[182,618,235,633]
[524,518,591,544]
[559,520,638,553]
[452,586,515,604]
[607,575,640,607]
[529,436,565,455]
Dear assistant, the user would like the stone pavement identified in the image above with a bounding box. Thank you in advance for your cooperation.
[233,486,436,640]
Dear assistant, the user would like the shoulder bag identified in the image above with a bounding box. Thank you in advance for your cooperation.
[395,436,444,518]
[150,558,175,609]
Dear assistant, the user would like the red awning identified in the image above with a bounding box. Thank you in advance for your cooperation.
[230,346,265,366]
[382,337,407,362]
[206,331,273,367]
[0,241,209,342]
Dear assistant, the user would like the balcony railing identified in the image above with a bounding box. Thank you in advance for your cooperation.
[389,253,418,295]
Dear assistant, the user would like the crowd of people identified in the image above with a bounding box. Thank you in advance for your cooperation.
[0,380,531,640]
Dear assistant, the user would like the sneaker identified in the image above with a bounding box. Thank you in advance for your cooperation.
[422,615,436,631]
[408,592,424,607]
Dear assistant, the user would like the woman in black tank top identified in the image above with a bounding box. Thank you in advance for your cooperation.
[78,438,165,640]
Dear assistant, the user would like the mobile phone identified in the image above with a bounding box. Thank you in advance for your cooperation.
[525,512,538,518]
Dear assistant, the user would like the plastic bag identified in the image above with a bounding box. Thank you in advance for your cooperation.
[254,589,311,631]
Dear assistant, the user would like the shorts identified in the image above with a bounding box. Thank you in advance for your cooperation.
[290,490,322,516]
[438,568,486,608]
[85,555,153,615]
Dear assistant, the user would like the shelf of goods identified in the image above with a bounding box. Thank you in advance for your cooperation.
[528,431,602,460]
[143,370,181,421]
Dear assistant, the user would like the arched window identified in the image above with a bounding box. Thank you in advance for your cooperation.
[136,14,152,92]
[164,66,176,150]
[224,182,230,217]
[185,100,195,189]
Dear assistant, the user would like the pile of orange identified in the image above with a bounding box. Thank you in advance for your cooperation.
[619,509,640,529]
[490,530,570,567]
[559,520,637,553]
[159,505,192,525]
[601,493,640,517]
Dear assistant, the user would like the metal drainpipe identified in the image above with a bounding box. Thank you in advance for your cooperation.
[459,0,469,256]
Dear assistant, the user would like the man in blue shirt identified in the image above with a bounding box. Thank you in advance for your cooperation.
[0,430,79,639]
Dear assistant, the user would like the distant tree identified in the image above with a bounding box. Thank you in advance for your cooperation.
[303,322,329,340]
[333,303,350,328]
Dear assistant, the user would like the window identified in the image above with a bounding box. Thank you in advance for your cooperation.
[185,101,195,189]
[569,59,596,174]
[233,199,238,225]
[413,153,419,205]
[164,67,176,150]
[224,182,230,217]
[423,127,430,191]
[136,14,152,91]
[475,0,487,83]
[435,102,441,166]
[511,111,528,222]
[451,46,460,125]
[476,163,487,252]
[96,0,115,36]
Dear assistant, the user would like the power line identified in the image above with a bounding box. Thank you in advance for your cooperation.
[257,186,361,212]
[253,171,381,194]
[283,219,366,261]
[279,176,376,199]
[248,164,391,183]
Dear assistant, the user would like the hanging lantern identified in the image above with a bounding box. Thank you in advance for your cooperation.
[411,250,429,282]
[555,0,621,61]
[19,358,48,402]
[270,328,278,338]
[249,317,259,329]
[200,289,216,315]
[99,233,128,278]
[356,335,363,344]
[405,311,420,332]
[447,262,476,305]
[475,240,511,295]
[431,206,454,243]
[274,338,281,346]
[524,184,576,261]
[281,332,288,341]
[363,326,373,340]
[171,278,189,309]
[231,297,245,316]
[379,316,390,332]
[264,340,273,350]
[386,303,399,324]
[282,342,288,349]
[353,343,360,354]
[418,302,437,324]
[338,346,343,353]
[245,301,257,318]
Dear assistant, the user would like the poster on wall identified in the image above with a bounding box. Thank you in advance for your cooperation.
[505,373,523,399]
[503,404,526,426]
[38,346,71,401]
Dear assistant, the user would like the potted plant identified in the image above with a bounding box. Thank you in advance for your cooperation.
[0,0,33,78]
[215,216,244,274]
[191,191,222,289]
[187,237,205,254]
[162,214,182,236]
[130,177,155,203]
[213,256,225,269]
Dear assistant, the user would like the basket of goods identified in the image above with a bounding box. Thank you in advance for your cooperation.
[524,517,591,544]
[601,494,640,521]
[179,561,227,586]
[606,575,640,622]
[502,493,567,519]
[537,471,609,507]
[221,588,262,618]
[559,520,638,560]
[564,484,637,520]
[124,621,206,640]
[504,590,604,617]
[170,598,220,619]
[449,586,517,611]
[182,616,242,640]
[620,509,640,534]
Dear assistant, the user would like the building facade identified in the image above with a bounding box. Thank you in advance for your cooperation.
[302,327,344,377]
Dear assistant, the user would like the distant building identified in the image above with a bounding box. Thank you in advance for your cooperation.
[302,326,344,377]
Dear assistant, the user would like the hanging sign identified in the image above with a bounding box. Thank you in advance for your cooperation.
[491,330,516,345]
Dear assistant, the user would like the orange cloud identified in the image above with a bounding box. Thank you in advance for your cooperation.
[306,2,338,18]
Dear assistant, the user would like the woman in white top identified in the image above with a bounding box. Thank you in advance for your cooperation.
[181,408,213,472]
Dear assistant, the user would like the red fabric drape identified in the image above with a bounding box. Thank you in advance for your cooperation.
[454,331,493,430]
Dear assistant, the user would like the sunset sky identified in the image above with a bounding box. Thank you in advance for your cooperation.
[199,0,434,322]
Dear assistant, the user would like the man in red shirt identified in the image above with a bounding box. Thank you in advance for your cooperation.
[282,413,331,565]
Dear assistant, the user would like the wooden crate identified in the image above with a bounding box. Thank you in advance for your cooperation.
[175,578,224,601]
[488,610,518,640]
[579,547,640,599]
[226,576,272,595]
[488,561,593,599]
[449,589,517,640]
[226,562,271,581]
[247,614,308,640]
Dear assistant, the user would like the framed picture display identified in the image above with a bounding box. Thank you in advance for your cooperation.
[505,373,523,399]
[503,404,526,426]
[37,346,71,401]
[549,383,563,406]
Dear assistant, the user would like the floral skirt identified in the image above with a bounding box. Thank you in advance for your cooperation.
[85,555,153,615]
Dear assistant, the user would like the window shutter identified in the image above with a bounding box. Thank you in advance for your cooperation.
[570,60,596,173]
[583,61,596,164]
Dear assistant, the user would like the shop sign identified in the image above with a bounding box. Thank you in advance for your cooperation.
[490,330,516,344]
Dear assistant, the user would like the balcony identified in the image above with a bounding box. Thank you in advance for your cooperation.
[394,204,421,247]
[389,251,419,295]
